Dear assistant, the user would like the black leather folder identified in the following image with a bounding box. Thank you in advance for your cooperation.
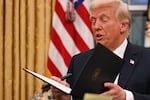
[71,43,124,99]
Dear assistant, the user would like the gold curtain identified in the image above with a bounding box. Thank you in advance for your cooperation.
[0,0,54,100]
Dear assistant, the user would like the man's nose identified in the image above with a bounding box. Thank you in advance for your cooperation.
[94,20,103,30]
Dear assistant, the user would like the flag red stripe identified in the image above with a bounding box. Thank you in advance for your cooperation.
[76,4,92,32]
[55,0,89,52]
[47,57,62,77]
[51,28,71,67]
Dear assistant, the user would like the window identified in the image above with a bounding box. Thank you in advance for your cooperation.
[123,0,148,5]
[123,0,148,46]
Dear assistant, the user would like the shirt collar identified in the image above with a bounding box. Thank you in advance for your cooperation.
[113,39,128,59]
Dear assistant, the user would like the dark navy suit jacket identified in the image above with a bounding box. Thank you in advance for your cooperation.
[67,42,150,100]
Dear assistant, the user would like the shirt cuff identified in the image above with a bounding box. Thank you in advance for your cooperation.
[125,89,135,100]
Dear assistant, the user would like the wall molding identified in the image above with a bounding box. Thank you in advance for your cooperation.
[129,5,147,11]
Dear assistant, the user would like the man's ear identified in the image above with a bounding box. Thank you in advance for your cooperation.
[120,22,129,33]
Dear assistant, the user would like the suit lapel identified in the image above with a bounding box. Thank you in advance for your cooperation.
[118,43,141,88]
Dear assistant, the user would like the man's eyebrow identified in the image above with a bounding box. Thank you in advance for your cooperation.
[89,16,96,20]
[101,14,110,18]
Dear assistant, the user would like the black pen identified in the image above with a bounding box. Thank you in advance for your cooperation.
[60,73,72,80]
[41,73,72,90]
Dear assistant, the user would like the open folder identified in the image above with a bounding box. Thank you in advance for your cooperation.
[23,43,124,99]
[71,43,124,98]
[23,68,72,94]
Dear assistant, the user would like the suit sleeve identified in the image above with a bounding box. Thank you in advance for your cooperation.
[133,92,150,100]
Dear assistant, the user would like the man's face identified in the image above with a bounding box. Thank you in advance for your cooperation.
[90,6,125,51]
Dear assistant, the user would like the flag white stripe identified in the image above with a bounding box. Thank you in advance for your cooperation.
[53,13,80,56]
[49,42,68,75]
[73,12,94,49]
[59,0,68,11]
[83,0,91,13]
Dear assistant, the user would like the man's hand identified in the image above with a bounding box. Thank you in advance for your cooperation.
[51,76,71,100]
[101,82,126,100]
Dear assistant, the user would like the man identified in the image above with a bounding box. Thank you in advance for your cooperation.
[51,0,150,100]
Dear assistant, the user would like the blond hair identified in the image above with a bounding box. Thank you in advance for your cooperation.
[90,0,131,30]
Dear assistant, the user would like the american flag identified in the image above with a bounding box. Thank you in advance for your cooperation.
[47,0,94,77]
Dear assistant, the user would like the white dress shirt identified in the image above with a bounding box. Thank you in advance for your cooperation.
[113,39,134,100]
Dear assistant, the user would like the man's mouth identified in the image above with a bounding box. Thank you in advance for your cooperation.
[96,34,103,40]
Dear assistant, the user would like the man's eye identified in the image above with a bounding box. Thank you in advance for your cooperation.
[101,16,109,22]
[102,18,108,22]
[90,18,96,24]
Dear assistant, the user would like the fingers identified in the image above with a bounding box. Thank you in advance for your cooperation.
[51,76,61,81]
[50,76,71,99]
[101,82,126,100]
[104,82,115,89]
[101,82,117,95]
[51,76,70,87]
